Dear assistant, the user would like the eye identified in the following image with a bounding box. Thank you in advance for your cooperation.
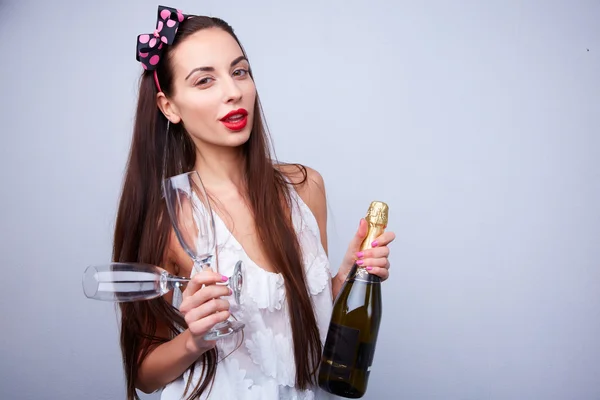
[195,77,214,86]
[233,68,248,77]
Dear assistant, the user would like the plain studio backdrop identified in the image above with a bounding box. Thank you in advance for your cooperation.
[0,0,598,399]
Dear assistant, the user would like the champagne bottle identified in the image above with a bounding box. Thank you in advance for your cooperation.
[318,201,388,398]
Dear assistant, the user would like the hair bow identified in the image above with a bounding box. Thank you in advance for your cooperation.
[136,5,188,70]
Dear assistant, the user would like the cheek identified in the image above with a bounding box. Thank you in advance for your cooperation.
[243,80,257,102]
[178,94,217,127]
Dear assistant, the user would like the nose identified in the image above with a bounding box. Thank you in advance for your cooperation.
[222,76,242,104]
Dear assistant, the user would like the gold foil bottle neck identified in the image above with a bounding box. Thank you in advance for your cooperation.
[358,201,389,253]
[365,201,389,228]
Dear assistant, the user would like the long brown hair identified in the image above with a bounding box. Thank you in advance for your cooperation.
[112,15,322,399]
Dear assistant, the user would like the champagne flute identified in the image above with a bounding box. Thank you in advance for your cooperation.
[82,262,192,302]
[162,170,244,340]
[82,260,244,303]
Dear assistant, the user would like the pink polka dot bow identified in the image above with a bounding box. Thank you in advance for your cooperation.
[136,5,188,70]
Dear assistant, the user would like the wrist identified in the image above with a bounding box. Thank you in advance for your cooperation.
[331,271,346,296]
[333,270,346,286]
[183,330,210,358]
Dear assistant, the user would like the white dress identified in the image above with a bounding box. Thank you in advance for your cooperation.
[160,188,338,400]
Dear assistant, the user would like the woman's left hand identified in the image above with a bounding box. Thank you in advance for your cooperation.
[335,218,396,283]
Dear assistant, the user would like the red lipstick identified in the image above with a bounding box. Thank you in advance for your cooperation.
[220,108,248,131]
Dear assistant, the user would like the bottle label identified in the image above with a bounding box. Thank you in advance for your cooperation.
[347,264,382,284]
[355,341,376,373]
[321,323,360,380]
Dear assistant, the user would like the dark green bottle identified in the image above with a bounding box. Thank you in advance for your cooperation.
[318,201,389,398]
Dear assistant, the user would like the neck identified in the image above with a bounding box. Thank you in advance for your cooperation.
[193,143,245,190]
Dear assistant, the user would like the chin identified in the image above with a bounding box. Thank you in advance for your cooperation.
[222,129,251,148]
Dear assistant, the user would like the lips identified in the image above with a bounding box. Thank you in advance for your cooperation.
[220,108,249,131]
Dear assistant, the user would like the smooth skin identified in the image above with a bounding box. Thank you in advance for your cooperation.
[136,27,396,393]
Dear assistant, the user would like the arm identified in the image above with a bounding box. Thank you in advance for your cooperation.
[136,283,230,393]
[135,231,230,393]
[136,330,207,393]
[280,164,396,303]
[281,164,346,299]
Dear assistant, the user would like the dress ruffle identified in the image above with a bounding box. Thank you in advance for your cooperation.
[245,324,296,386]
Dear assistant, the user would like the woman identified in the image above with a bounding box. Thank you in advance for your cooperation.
[113,5,396,400]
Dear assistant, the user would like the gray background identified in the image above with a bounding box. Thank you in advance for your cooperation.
[1,0,599,399]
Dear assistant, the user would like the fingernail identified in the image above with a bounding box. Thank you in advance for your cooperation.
[366,266,373,271]
[229,288,233,295]
[356,251,364,258]
[357,259,364,265]
[371,240,379,247]
[221,275,228,282]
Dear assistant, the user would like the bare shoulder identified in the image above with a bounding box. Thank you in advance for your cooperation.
[276,163,328,254]
[276,162,325,208]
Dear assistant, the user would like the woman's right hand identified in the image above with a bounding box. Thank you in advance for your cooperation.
[178,271,232,355]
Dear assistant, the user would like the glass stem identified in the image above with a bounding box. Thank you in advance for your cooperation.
[170,276,190,288]
[198,255,213,271]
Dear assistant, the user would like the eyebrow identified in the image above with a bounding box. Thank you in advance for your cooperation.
[185,56,248,80]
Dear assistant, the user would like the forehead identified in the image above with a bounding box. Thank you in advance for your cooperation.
[170,28,245,74]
